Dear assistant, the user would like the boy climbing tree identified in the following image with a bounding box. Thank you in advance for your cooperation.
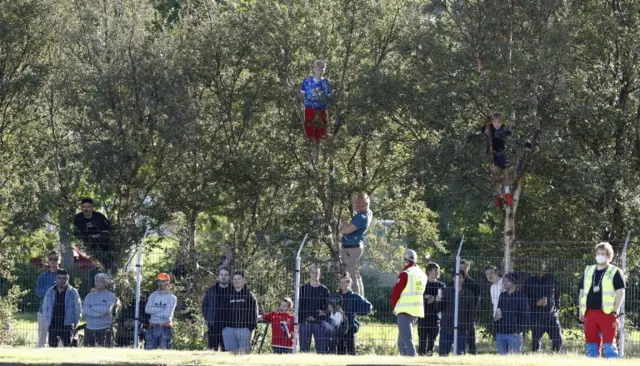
[300,59,331,168]
[481,112,513,207]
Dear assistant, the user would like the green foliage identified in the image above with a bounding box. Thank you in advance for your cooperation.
[0,286,29,345]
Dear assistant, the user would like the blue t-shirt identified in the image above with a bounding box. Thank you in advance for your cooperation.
[300,76,331,109]
[341,210,372,247]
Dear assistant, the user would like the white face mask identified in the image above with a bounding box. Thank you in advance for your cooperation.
[595,255,607,264]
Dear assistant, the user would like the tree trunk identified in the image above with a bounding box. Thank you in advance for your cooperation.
[59,210,74,268]
[503,179,521,273]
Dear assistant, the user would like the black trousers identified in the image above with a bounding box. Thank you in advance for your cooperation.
[417,316,439,355]
[49,325,73,348]
[207,324,225,351]
[466,322,477,354]
[531,316,563,352]
[336,328,356,355]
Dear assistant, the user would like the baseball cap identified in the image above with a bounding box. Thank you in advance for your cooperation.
[156,273,171,282]
[403,249,418,262]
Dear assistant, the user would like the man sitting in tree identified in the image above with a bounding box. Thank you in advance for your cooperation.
[300,59,331,167]
[481,112,513,207]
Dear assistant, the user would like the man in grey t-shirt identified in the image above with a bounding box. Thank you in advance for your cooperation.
[82,273,119,347]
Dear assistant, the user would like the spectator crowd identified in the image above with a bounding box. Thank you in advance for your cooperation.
[31,197,625,359]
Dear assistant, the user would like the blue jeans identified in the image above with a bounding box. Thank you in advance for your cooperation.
[145,326,173,350]
[300,323,326,353]
[496,333,523,355]
[438,329,467,356]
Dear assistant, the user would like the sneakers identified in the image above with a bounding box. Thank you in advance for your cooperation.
[505,193,513,206]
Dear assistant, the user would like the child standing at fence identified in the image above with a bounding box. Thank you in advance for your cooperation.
[259,298,295,354]
[317,295,346,354]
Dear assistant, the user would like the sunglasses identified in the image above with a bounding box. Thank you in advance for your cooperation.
[49,258,58,261]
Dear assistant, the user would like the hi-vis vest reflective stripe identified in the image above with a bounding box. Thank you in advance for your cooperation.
[394,265,428,317]
[580,265,618,316]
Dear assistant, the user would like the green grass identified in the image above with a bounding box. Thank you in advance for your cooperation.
[0,348,638,365]
[9,313,640,357]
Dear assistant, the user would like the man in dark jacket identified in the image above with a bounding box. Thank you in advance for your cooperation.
[456,259,480,354]
[202,267,231,351]
[299,264,330,353]
[73,197,112,266]
[439,274,475,355]
[336,272,373,355]
[494,273,530,355]
[220,270,259,355]
[521,261,562,352]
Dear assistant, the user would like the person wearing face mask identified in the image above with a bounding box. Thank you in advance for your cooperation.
[579,242,626,358]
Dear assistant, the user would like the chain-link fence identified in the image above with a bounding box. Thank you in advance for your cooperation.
[1,237,639,356]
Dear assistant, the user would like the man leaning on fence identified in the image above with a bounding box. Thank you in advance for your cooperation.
[35,250,61,348]
[521,260,562,353]
[144,273,177,350]
[299,264,330,353]
[202,267,232,351]
[83,273,119,347]
[579,242,625,358]
[42,269,82,348]
[493,273,529,355]
[390,249,427,357]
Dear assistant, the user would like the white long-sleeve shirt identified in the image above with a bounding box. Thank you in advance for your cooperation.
[490,278,505,316]
[145,291,177,325]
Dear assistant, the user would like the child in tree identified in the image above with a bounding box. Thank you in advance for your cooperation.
[259,297,295,354]
[481,112,513,207]
[300,59,331,167]
[317,295,346,354]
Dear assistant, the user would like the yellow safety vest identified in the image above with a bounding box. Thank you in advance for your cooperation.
[394,265,428,317]
[580,265,619,316]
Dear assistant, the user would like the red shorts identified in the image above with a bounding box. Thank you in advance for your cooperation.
[304,107,327,140]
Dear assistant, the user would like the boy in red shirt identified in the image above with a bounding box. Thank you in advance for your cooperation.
[260,297,295,354]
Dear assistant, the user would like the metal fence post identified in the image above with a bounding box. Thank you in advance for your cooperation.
[293,233,309,354]
[133,227,150,349]
[453,235,465,356]
[619,231,631,358]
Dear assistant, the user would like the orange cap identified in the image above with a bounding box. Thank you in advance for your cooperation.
[156,273,171,282]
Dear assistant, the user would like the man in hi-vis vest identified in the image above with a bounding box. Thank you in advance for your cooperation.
[390,249,428,356]
[579,242,625,358]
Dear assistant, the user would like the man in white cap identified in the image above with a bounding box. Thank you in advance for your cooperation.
[390,249,428,356]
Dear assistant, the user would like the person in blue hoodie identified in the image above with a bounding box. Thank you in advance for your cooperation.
[335,272,373,355]
[35,250,61,348]
[42,269,82,347]
[493,273,530,355]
